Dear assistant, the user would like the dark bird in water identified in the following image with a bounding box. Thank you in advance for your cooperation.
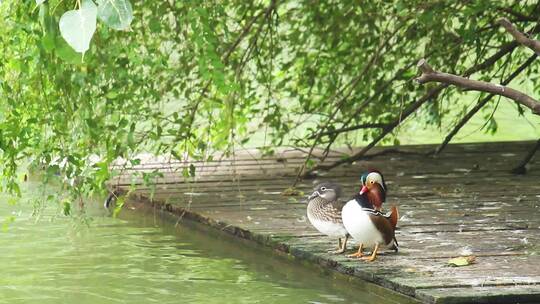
[342,171,399,261]
[306,182,350,254]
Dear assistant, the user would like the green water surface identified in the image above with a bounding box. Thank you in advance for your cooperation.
[0,195,412,304]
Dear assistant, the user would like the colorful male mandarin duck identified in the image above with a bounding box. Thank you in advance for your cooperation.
[360,170,387,211]
[307,183,350,254]
[342,171,399,261]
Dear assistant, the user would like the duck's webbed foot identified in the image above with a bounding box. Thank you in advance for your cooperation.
[346,243,363,258]
[329,236,349,254]
[360,243,380,262]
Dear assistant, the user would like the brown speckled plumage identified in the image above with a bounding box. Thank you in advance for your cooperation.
[307,182,349,253]
[307,196,345,223]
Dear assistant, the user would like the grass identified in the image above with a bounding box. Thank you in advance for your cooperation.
[244,92,540,149]
[393,100,539,145]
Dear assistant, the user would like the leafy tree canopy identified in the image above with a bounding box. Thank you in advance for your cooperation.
[1,0,539,206]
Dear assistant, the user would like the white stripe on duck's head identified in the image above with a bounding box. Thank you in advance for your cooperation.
[359,170,387,210]
[308,182,342,202]
[360,170,386,193]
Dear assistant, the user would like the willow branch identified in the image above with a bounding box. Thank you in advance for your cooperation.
[184,1,277,142]
[434,54,537,155]
[318,58,429,161]
[309,123,389,139]
[292,31,389,186]
[306,40,520,174]
[497,7,539,22]
[416,59,540,115]
[313,86,445,171]
[498,18,540,55]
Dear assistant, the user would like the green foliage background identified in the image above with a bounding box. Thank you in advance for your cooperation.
[1,0,539,204]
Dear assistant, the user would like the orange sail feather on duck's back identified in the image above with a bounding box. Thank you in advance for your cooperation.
[389,205,399,229]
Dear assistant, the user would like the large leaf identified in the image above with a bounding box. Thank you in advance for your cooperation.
[59,0,97,54]
[97,0,133,30]
[55,36,85,64]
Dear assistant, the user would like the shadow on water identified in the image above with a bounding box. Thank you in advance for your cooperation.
[0,187,416,304]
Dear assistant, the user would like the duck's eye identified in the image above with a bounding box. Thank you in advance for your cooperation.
[320,187,327,191]
[370,181,374,184]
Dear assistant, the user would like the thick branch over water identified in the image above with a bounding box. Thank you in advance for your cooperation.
[434,54,538,155]
[416,59,540,115]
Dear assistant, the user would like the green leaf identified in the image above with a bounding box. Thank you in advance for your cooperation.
[55,36,84,64]
[106,91,118,99]
[96,0,133,30]
[182,167,189,178]
[447,256,476,267]
[486,116,498,135]
[7,197,18,206]
[62,200,71,216]
[112,196,125,218]
[171,150,182,161]
[2,216,15,232]
[148,18,161,33]
[59,0,97,54]
[41,34,56,53]
[127,122,135,148]
[402,69,417,79]
[189,164,196,177]
[39,3,57,35]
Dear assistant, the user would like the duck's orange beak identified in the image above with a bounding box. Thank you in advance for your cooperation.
[360,185,369,195]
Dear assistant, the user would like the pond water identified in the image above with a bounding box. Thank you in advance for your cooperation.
[0,190,411,304]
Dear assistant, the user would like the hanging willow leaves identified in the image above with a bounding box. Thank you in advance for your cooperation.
[59,0,97,54]
[96,0,133,30]
[38,4,56,53]
[0,1,539,212]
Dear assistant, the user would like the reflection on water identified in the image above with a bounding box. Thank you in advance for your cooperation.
[0,191,409,304]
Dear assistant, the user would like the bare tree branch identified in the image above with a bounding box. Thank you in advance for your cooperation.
[302,29,532,177]
[309,123,389,139]
[313,86,445,172]
[416,59,540,115]
[315,44,467,162]
[498,18,540,55]
[497,7,539,22]
[511,138,540,174]
[304,40,520,175]
[466,40,520,75]
[292,28,395,186]
[434,53,538,155]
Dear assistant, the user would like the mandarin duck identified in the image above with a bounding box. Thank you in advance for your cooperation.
[360,170,387,211]
[307,182,350,254]
[342,172,399,261]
